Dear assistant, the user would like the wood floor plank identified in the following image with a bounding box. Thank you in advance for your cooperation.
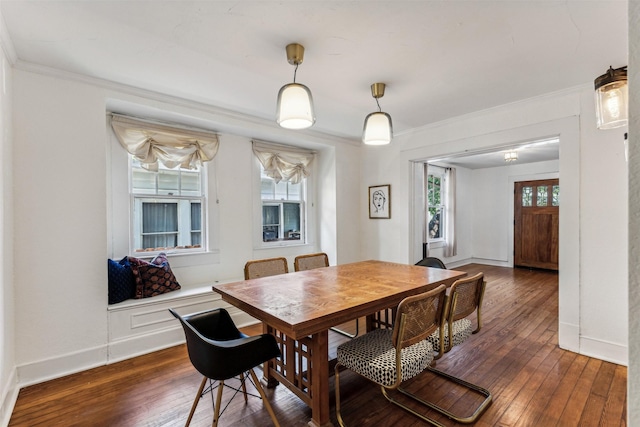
[8,264,627,427]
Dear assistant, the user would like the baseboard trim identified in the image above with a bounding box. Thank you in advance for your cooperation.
[1,368,18,427]
[580,335,628,366]
[16,345,108,389]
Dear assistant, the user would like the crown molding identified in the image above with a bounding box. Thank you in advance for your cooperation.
[13,59,361,148]
[0,13,17,65]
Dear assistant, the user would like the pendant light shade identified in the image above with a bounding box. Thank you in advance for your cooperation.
[276,43,315,130]
[594,66,628,130]
[277,83,315,129]
[363,83,392,145]
[363,112,393,145]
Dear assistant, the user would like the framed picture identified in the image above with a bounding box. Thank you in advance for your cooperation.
[369,184,391,219]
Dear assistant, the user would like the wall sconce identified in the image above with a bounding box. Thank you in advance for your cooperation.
[504,151,518,162]
[362,83,393,145]
[276,43,315,130]
[594,66,628,130]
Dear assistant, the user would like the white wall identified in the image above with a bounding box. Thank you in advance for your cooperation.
[627,1,639,425]
[361,86,628,366]
[470,159,559,265]
[10,68,363,387]
[0,18,16,426]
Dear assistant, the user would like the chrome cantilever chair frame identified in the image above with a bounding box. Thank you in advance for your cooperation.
[335,285,449,426]
[169,308,281,427]
[294,253,359,339]
[421,272,492,424]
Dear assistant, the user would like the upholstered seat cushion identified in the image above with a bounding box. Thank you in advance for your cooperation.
[427,318,473,350]
[337,328,434,387]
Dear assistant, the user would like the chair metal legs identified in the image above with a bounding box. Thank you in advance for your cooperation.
[335,362,491,426]
[331,320,360,339]
[393,366,492,425]
[186,371,280,427]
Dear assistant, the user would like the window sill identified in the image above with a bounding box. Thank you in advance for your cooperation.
[129,250,220,268]
[428,241,446,250]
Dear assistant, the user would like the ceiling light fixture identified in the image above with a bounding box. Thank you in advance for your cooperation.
[504,151,518,162]
[594,66,628,130]
[362,83,392,145]
[276,43,315,130]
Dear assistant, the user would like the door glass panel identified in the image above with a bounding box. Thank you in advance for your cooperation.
[537,186,548,206]
[522,186,533,206]
[552,185,560,206]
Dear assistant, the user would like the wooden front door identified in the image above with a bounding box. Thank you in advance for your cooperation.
[514,179,559,270]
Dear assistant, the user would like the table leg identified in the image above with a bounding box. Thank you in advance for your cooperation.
[308,329,333,427]
[262,323,279,388]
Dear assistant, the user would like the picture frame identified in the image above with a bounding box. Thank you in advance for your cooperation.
[369,184,391,219]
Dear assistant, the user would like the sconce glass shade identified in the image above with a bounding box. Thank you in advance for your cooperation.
[504,151,518,162]
[362,112,393,145]
[276,83,315,130]
[594,66,628,130]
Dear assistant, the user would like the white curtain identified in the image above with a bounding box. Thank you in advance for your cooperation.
[443,167,457,257]
[252,140,315,184]
[110,114,219,171]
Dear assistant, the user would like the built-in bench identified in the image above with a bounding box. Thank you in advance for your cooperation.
[107,279,257,363]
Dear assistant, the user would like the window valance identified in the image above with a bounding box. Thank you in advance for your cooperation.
[110,114,219,171]
[252,140,315,184]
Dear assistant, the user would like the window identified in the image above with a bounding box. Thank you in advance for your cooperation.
[131,158,206,254]
[260,166,304,243]
[427,170,445,241]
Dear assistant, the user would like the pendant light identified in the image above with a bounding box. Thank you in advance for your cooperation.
[362,83,393,145]
[594,66,628,129]
[276,43,315,130]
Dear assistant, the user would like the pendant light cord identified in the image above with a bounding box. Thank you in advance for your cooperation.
[376,97,382,112]
[293,63,299,83]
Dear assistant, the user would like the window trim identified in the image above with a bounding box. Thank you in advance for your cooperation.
[107,117,220,266]
[253,156,315,249]
[427,166,446,244]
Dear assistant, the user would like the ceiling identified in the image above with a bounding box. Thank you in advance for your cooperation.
[0,1,627,167]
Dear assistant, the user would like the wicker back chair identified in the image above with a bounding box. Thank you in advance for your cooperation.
[334,285,448,425]
[244,257,289,280]
[294,253,329,272]
[427,272,486,355]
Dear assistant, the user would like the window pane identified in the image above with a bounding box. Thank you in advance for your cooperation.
[428,207,443,239]
[274,181,287,200]
[141,202,178,249]
[261,178,274,199]
[158,170,180,195]
[181,171,201,196]
[132,168,156,194]
[522,186,533,206]
[283,202,301,240]
[537,186,548,206]
[552,185,560,206]
[288,182,301,201]
[427,175,441,206]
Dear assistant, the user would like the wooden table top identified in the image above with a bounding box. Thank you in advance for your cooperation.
[213,260,466,339]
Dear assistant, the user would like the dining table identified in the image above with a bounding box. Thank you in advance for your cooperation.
[212,259,467,427]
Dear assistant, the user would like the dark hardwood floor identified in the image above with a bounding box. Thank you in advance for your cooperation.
[9,264,627,426]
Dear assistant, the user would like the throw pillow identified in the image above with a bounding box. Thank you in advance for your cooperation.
[129,253,181,298]
[107,257,136,304]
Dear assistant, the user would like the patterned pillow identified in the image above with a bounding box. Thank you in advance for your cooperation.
[107,257,136,304]
[129,253,181,298]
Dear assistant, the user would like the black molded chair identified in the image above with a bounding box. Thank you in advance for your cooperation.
[169,308,281,427]
[415,256,447,269]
